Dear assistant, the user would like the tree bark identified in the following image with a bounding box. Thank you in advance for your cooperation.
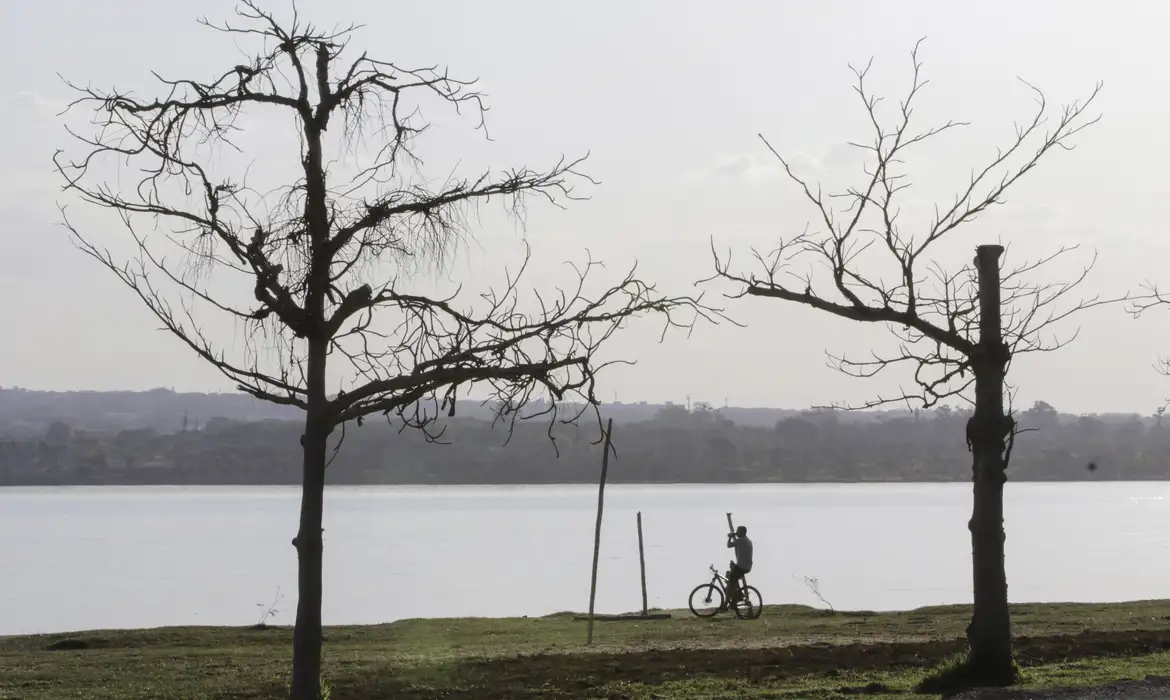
[289,338,329,700]
[966,244,1015,684]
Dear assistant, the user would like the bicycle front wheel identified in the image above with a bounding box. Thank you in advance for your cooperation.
[733,585,763,620]
[688,583,724,617]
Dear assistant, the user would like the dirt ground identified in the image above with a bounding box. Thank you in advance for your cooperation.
[357,629,1170,699]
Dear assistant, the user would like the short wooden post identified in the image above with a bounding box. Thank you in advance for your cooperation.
[586,418,614,645]
[636,511,648,616]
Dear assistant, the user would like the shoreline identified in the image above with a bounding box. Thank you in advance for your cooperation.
[7,597,1170,641]
[2,478,1164,488]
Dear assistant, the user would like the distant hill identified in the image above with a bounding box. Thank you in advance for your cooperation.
[0,387,858,438]
[0,387,301,437]
[0,387,1149,439]
[0,389,1162,486]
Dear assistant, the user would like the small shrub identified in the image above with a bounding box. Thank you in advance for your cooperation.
[254,586,284,628]
[793,574,835,613]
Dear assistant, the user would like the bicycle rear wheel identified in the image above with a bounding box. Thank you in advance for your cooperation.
[688,583,724,617]
[733,585,763,620]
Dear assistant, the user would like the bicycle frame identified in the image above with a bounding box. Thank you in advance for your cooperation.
[709,564,747,595]
[708,565,725,584]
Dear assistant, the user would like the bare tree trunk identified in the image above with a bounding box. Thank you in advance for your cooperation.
[289,339,329,700]
[966,244,1015,684]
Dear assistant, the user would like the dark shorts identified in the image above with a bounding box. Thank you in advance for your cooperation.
[729,562,751,579]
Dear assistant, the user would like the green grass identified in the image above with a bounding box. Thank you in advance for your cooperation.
[6,600,1170,699]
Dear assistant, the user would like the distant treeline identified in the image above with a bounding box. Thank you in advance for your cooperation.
[0,399,1163,485]
[0,387,810,437]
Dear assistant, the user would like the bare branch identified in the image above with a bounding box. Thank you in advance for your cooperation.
[1126,275,1170,379]
[703,39,1106,410]
[325,246,731,450]
[56,0,728,463]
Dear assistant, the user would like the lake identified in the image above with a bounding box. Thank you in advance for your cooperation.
[2,482,1169,636]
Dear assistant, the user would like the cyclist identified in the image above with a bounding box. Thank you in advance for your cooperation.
[725,524,753,604]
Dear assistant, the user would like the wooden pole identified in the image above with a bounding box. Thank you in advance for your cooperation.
[586,418,614,645]
[636,511,648,616]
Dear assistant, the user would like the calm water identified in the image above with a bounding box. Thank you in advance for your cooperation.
[2,482,1169,636]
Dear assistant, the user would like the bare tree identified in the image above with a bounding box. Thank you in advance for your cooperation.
[705,40,1108,688]
[53,5,722,698]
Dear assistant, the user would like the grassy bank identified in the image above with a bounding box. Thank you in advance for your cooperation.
[6,601,1170,699]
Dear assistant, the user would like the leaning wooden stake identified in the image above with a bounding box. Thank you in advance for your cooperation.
[636,511,648,616]
[586,418,614,645]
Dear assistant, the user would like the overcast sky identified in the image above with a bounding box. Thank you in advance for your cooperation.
[2,0,1168,415]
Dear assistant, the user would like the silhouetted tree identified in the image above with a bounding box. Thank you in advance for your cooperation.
[53,4,720,698]
[706,40,1107,688]
[1021,401,1060,434]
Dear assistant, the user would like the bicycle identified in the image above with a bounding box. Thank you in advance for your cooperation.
[688,564,763,619]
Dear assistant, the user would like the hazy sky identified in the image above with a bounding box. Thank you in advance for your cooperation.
[3,0,1169,415]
